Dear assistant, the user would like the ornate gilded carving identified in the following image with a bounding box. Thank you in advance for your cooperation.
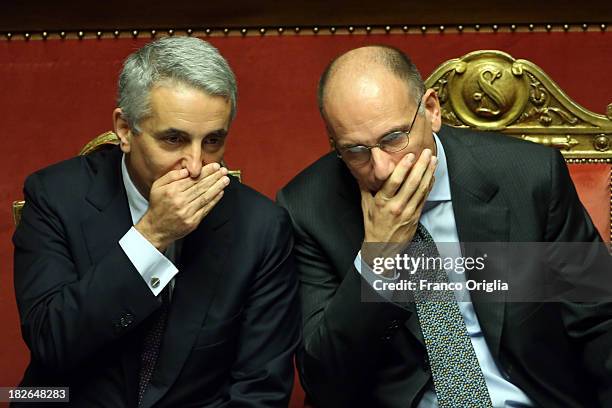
[425,50,612,160]
[426,50,612,241]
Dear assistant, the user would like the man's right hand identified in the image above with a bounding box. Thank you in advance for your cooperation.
[135,163,230,251]
[359,149,437,273]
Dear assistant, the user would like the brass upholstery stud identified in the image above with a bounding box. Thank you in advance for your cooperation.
[421,25,427,32]
[348,26,355,33]
[492,24,498,31]
[42,31,48,39]
[60,31,66,39]
[131,30,138,38]
[457,25,464,31]
[510,24,517,31]
[474,24,480,31]
[402,25,409,32]
[24,32,31,40]
[241,28,247,35]
[113,30,120,37]
[330,27,336,33]
[259,27,266,35]
[385,25,391,32]
[563,24,570,31]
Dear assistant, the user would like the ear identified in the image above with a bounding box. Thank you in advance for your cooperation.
[423,89,442,132]
[113,108,132,154]
[328,137,336,151]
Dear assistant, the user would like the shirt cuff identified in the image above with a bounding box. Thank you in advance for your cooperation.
[119,227,178,296]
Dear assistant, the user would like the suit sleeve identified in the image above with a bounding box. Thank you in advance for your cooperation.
[225,207,302,407]
[13,172,161,375]
[544,149,612,405]
[277,189,412,407]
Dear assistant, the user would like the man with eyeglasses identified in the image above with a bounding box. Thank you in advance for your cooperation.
[277,45,612,407]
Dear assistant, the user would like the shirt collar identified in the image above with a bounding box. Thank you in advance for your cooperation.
[426,132,451,202]
[121,154,149,224]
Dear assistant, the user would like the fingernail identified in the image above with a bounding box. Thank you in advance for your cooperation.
[405,153,415,164]
[223,176,230,185]
[423,148,432,158]
[220,167,228,175]
[431,156,438,165]
[212,163,220,171]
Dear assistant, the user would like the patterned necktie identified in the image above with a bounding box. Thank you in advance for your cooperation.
[137,287,170,406]
[412,223,493,408]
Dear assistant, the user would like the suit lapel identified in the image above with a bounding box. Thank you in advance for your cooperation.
[141,179,234,408]
[439,126,509,358]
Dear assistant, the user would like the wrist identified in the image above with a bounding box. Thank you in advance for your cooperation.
[135,217,169,252]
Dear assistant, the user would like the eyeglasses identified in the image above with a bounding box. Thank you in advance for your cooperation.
[335,100,422,166]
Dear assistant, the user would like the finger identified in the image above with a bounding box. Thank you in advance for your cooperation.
[185,168,228,202]
[197,162,222,180]
[190,190,225,224]
[188,175,229,213]
[402,156,437,219]
[378,152,416,199]
[153,168,190,187]
[395,149,434,204]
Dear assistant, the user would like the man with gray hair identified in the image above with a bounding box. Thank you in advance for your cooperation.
[13,36,300,407]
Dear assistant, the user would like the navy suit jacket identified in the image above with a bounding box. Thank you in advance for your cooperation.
[14,146,301,407]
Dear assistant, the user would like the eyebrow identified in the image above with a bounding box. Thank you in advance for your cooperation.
[338,123,410,149]
[153,127,228,140]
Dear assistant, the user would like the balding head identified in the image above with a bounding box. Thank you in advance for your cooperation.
[317,46,425,122]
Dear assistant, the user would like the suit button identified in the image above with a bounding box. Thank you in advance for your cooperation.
[150,277,161,288]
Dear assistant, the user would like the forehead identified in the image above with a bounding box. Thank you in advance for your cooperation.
[146,84,231,128]
[323,70,415,142]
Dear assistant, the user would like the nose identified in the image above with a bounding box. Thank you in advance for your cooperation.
[370,147,395,183]
[182,143,204,178]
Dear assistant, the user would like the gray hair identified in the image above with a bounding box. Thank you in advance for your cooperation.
[317,45,425,120]
[117,36,237,131]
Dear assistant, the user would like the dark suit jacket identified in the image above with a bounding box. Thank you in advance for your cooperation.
[13,147,301,407]
[277,125,612,408]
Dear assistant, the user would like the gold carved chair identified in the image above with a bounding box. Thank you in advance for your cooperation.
[424,50,612,242]
[12,131,241,226]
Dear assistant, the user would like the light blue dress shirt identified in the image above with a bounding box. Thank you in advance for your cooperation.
[118,155,178,296]
[356,134,533,408]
